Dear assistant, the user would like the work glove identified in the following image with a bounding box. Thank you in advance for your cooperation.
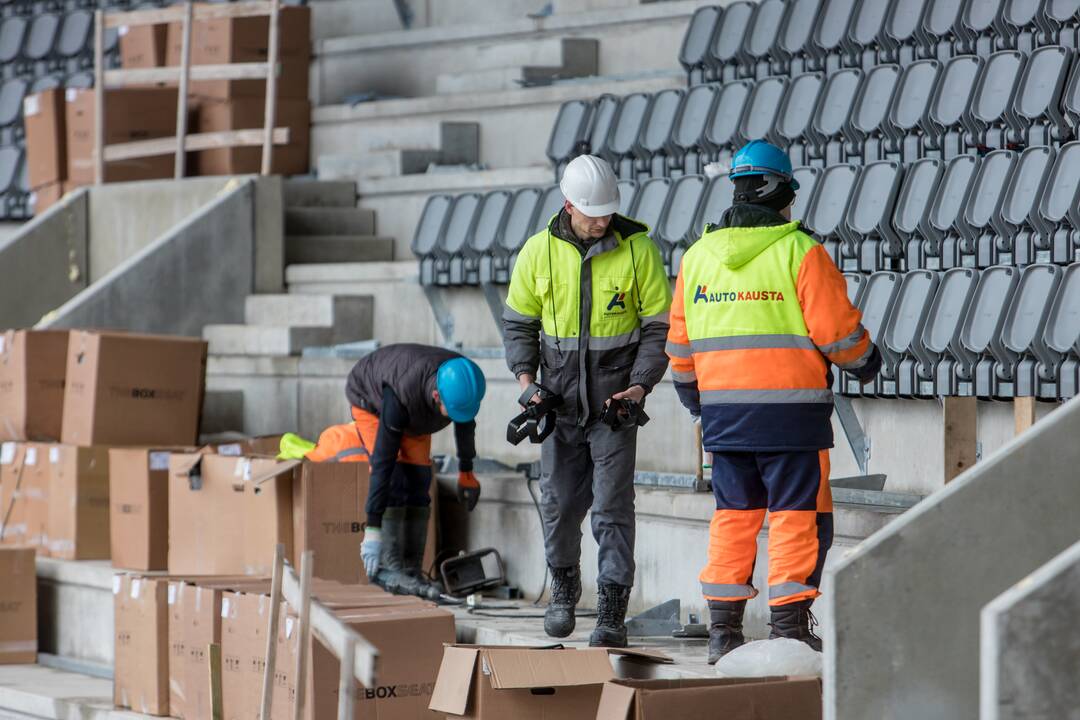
[457,471,481,511]
[360,527,382,578]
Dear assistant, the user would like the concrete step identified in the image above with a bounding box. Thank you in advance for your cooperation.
[200,389,245,435]
[283,179,356,208]
[318,149,442,181]
[243,293,375,338]
[285,235,395,264]
[315,121,479,174]
[434,38,598,94]
[285,207,376,236]
[203,324,335,356]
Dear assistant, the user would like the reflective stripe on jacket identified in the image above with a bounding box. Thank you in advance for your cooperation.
[667,204,875,451]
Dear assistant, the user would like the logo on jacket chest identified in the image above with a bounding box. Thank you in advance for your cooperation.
[693,285,786,304]
[606,291,627,313]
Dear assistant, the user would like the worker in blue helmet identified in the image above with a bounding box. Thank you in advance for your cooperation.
[311,344,486,598]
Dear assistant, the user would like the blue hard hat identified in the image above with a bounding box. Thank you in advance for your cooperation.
[730,140,799,190]
[436,357,486,423]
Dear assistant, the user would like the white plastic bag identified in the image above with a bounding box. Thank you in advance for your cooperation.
[714,638,823,678]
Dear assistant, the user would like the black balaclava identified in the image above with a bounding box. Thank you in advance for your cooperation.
[733,174,796,214]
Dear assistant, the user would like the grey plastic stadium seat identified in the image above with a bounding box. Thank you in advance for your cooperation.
[843,270,901,396]
[56,10,92,60]
[962,50,1025,151]
[627,177,671,238]
[775,0,823,75]
[616,179,636,216]
[922,55,982,159]
[680,5,722,85]
[737,76,787,147]
[498,187,544,282]
[608,92,650,178]
[532,184,565,237]
[31,75,62,92]
[64,71,94,89]
[466,190,511,286]
[0,17,26,67]
[808,0,859,74]
[843,271,867,305]
[656,174,706,274]
[703,79,754,164]
[956,149,1017,268]
[1031,141,1080,264]
[790,166,821,229]
[994,145,1055,266]
[804,163,859,264]
[0,145,17,196]
[892,158,945,269]
[770,71,824,167]
[740,0,786,78]
[547,100,592,180]
[917,0,966,61]
[23,13,59,63]
[844,64,901,163]
[916,267,981,395]
[585,95,620,164]
[882,0,932,65]
[847,0,890,70]
[958,265,1020,397]
[838,160,903,272]
[670,84,719,175]
[958,0,1008,55]
[921,154,980,269]
[636,88,684,178]
[692,172,734,242]
[806,68,860,166]
[998,263,1064,398]
[412,194,453,286]
[1036,0,1080,49]
[1009,45,1071,147]
[1040,263,1080,397]
[997,0,1044,52]
[883,59,941,162]
[437,192,481,286]
[707,1,754,82]
[881,269,942,396]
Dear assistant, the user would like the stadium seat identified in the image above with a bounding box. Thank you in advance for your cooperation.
[706,0,754,82]
[843,270,901,396]
[999,263,1063,397]
[771,71,824,167]
[919,266,981,396]
[918,0,966,61]
[807,68,861,166]
[847,0,890,69]
[1009,45,1072,148]
[636,88,683,177]
[1040,262,1080,397]
[547,100,592,180]
[22,13,59,67]
[0,16,26,71]
[996,145,1055,266]
[892,157,945,269]
[881,0,931,66]
[437,192,481,286]
[774,0,822,76]
[838,160,903,272]
[880,269,941,396]
[692,171,734,237]
[0,77,26,144]
[808,0,859,74]
[1032,141,1080,264]
[963,50,1025,151]
[1000,0,1048,51]
[669,83,718,175]
[584,94,620,163]
[922,54,982,159]
[532,184,564,237]
[0,145,19,221]
[740,0,785,78]
[496,187,544,283]
[843,271,867,305]
[654,173,705,274]
[737,76,786,147]
[803,163,858,264]
[1036,0,1080,49]
[607,92,650,178]
[790,165,821,229]
[844,63,901,163]
[31,75,62,92]
[958,0,1008,56]
[680,5,721,85]
[884,59,941,162]
[412,194,453,286]
[55,10,92,66]
[957,149,1016,268]
[627,176,670,239]
[465,190,511,286]
[616,179,636,216]
[958,264,1019,397]
[703,79,753,165]
[922,153,980,268]
[64,71,94,88]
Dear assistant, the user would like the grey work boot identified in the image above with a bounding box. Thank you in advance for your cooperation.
[768,599,822,651]
[588,583,631,648]
[374,507,422,596]
[402,505,443,601]
[544,565,581,638]
[706,600,747,664]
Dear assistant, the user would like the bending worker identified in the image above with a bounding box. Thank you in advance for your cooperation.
[503,154,671,647]
[306,343,486,598]
[667,140,881,663]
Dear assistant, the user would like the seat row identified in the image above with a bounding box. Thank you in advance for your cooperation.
[839,262,1080,400]
[548,45,1080,179]
[0,10,104,80]
[681,0,1080,85]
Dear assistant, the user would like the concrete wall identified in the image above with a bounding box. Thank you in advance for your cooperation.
[980,539,1080,720]
[0,190,88,329]
[825,395,1080,720]
[36,558,114,670]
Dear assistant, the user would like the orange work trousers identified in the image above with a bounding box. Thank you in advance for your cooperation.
[304,407,432,465]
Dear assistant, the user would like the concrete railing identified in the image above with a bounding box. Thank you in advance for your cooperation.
[824,395,1080,719]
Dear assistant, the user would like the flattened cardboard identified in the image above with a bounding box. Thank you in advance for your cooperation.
[0,330,69,442]
[47,444,110,560]
[23,90,66,188]
[0,548,36,664]
[594,676,823,720]
[114,575,170,715]
[110,447,189,570]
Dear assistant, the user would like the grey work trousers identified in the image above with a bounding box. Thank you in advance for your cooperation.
[540,420,637,587]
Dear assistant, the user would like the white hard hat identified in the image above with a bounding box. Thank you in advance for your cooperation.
[560,155,619,218]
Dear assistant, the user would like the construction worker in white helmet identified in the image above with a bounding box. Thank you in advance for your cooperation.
[502,154,671,647]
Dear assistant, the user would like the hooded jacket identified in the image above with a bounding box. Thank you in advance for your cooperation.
[666,204,879,451]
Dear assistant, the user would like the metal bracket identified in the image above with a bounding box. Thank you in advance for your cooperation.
[421,285,455,345]
[480,282,507,340]
[834,394,870,476]
[625,599,681,638]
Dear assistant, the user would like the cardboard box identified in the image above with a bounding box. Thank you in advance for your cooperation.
[220,588,279,720]
[0,330,69,442]
[61,330,207,447]
[0,443,50,551]
[65,88,178,185]
[595,677,823,719]
[114,574,170,715]
[272,608,298,720]
[0,548,36,664]
[23,89,66,188]
[193,97,310,176]
[110,447,190,570]
[47,444,110,560]
[31,181,64,216]
[120,23,168,68]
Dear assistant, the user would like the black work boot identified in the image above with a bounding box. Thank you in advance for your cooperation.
[768,599,822,651]
[402,505,443,601]
[706,599,747,664]
[588,583,631,648]
[374,507,421,596]
[544,566,581,638]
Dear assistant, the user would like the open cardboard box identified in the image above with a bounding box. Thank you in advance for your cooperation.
[596,676,823,719]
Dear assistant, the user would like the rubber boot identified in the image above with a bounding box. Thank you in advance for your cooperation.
[706,599,746,664]
[768,599,822,651]
[373,507,422,596]
[544,565,581,638]
[588,583,631,648]
[403,505,443,601]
